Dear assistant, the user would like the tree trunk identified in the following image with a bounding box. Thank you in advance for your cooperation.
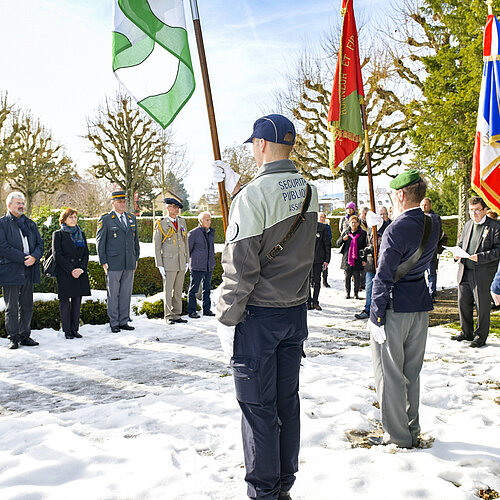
[342,161,359,207]
[457,170,470,240]
[25,192,32,217]
[126,187,135,215]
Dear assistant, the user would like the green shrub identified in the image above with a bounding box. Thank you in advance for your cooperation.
[87,261,106,290]
[88,242,97,255]
[80,300,109,324]
[442,217,458,246]
[134,297,192,318]
[133,257,164,295]
[31,206,63,252]
[34,274,58,293]
[31,300,61,330]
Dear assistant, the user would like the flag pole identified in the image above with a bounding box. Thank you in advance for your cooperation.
[189,0,230,231]
[360,104,378,266]
[487,0,493,15]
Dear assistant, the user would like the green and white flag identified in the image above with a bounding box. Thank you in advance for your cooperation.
[112,0,195,128]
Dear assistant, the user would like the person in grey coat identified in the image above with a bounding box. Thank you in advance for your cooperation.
[96,190,140,333]
[187,211,216,318]
[0,192,44,349]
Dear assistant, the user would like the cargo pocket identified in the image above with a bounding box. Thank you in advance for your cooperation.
[231,356,261,405]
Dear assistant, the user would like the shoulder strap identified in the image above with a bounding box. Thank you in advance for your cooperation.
[264,183,312,265]
[394,214,433,283]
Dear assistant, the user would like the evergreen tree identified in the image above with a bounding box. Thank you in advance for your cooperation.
[391,0,488,232]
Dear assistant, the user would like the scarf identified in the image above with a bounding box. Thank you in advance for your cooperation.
[348,231,361,267]
[13,213,30,238]
[61,224,86,247]
[345,210,356,221]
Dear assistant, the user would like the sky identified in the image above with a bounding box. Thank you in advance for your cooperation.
[0,0,387,203]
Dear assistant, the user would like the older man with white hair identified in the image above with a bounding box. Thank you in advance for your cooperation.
[187,211,216,318]
[0,192,44,349]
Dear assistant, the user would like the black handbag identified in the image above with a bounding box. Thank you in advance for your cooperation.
[41,249,56,278]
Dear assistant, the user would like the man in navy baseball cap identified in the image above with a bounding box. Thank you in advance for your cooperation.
[244,114,296,146]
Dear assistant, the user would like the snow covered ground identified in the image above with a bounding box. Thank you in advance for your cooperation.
[0,254,499,500]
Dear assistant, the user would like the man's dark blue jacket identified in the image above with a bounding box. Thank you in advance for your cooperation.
[0,213,44,285]
[370,207,441,326]
[188,226,216,271]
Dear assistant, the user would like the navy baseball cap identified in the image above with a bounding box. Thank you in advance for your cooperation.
[244,114,296,145]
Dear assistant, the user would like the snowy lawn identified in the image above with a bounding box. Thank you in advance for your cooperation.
[0,254,499,499]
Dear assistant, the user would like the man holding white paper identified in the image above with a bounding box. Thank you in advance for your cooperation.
[452,196,500,347]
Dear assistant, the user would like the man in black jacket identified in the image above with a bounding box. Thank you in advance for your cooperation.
[308,214,331,310]
[0,192,44,349]
[452,196,500,347]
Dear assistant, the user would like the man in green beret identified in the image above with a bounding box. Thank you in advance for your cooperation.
[367,169,441,448]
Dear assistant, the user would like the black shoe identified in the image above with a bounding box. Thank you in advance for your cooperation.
[278,492,292,500]
[470,336,486,348]
[451,333,473,341]
[312,304,322,311]
[355,310,369,320]
[354,294,360,300]
[307,302,313,310]
[345,294,351,299]
[111,326,121,333]
[323,282,330,288]
[119,324,135,331]
[189,312,200,318]
[169,318,188,324]
[65,332,75,339]
[367,435,384,446]
[8,340,19,350]
[20,337,39,346]
[72,331,82,338]
[203,310,216,316]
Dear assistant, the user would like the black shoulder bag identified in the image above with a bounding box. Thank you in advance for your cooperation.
[393,214,433,282]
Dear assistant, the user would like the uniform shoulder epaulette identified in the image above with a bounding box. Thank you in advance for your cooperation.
[100,212,109,217]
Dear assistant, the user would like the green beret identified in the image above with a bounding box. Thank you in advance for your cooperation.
[389,169,421,190]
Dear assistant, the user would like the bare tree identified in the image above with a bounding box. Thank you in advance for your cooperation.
[275,28,409,204]
[6,111,72,215]
[86,93,164,213]
[222,144,258,186]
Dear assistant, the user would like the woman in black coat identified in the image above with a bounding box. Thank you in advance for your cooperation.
[336,215,367,299]
[52,208,91,339]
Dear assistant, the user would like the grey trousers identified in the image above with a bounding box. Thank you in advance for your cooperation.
[3,268,34,341]
[371,309,428,448]
[163,270,185,320]
[106,269,135,327]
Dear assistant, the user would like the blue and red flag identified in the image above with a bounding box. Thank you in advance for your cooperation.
[472,13,500,211]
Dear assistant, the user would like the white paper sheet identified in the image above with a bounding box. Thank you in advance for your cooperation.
[444,245,470,258]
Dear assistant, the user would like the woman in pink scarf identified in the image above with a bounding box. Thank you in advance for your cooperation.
[336,215,367,299]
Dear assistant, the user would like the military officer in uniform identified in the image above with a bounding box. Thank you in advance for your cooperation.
[367,170,440,449]
[96,190,140,333]
[215,114,318,500]
[153,197,189,325]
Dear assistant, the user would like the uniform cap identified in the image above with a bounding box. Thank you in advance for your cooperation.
[111,190,126,200]
[244,114,296,145]
[164,197,183,209]
[390,169,422,190]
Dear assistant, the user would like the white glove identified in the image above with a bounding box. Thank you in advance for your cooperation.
[157,266,166,279]
[212,160,240,194]
[366,210,383,230]
[368,320,386,344]
[185,263,189,273]
[217,322,235,361]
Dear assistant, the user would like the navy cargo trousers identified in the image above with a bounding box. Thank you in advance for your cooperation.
[231,303,308,500]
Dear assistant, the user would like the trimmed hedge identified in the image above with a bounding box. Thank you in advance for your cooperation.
[79,216,227,244]
[0,300,108,338]
[133,297,193,318]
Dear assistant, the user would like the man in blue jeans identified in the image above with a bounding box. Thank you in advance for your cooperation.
[187,211,216,318]
[215,114,318,500]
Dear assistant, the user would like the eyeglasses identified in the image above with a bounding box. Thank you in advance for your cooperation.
[469,208,485,214]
